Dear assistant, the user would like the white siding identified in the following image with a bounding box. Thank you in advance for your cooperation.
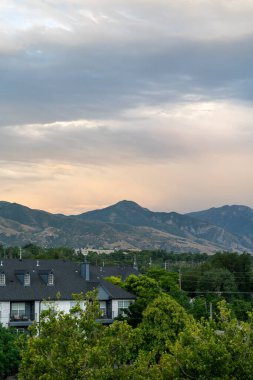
[0,302,10,327]
[112,300,132,318]
[41,300,85,314]
[34,301,40,322]
[112,300,118,318]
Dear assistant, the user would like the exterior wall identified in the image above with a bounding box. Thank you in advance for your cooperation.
[40,300,86,314]
[0,302,10,327]
[41,300,72,313]
[34,301,40,322]
[112,299,132,318]
[0,299,134,326]
[112,300,119,318]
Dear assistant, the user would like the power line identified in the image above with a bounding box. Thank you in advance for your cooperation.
[182,289,253,294]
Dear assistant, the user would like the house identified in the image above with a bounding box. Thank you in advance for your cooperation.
[0,259,136,329]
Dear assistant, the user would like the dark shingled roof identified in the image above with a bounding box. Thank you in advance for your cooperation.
[0,259,135,301]
[90,265,139,281]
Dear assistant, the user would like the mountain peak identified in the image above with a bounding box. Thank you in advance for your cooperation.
[112,200,146,210]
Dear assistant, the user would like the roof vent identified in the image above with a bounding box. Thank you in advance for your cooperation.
[0,261,3,267]
[36,260,40,267]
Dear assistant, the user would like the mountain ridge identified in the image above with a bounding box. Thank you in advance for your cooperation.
[0,200,252,253]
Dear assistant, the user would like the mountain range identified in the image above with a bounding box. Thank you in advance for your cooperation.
[0,200,253,253]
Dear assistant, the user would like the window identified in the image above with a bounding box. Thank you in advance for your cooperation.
[24,273,30,286]
[99,301,106,317]
[118,300,131,316]
[47,273,54,286]
[0,273,5,286]
[11,303,26,318]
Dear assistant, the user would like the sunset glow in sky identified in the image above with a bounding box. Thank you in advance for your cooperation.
[1,0,253,214]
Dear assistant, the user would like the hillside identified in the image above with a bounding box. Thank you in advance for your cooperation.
[188,205,253,249]
[0,200,252,253]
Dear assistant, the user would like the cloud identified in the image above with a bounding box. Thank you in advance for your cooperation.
[2,0,253,49]
[1,34,253,128]
[0,101,252,170]
[1,1,253,213]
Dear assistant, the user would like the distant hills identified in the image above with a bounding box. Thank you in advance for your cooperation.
[0,200,252,253]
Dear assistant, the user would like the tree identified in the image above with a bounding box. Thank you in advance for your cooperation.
[145,267,179,291]
[159,301,253,379]
[139,293,192,359]
[19,292,103,380]
[122,274,161,326]
[198,268,237,293]
[210,252,252,292]
[19,292,140,380]
[0,324,20,379]
[104,275,122,286]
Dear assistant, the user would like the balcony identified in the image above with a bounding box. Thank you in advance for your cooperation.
[97,310,114,324]
[9,312,37,327]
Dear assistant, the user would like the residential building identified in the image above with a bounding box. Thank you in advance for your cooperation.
[0,259,136,329]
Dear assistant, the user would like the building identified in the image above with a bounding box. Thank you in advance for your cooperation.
[0,259,136,329]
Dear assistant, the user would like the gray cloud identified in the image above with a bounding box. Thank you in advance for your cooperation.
[0,102,252,168]
[0,1,253,128]
[1,35,253,128]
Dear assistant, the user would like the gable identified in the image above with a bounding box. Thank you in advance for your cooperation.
[98,285,110,300]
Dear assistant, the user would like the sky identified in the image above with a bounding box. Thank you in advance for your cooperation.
[1,0,253,214]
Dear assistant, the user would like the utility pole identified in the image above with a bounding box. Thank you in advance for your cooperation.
[133,255,138,271]
[149,257,152,267]
[209,302,213,320]
[179,269,182,291]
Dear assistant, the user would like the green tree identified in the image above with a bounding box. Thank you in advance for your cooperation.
[0,324,20,379]
[104,275,122,286]
[139,293,192,359]
[19,292,140,380]
[19,292,103,380]
[122,274,161,326]
[160,301,253,379]
[198,268,237,293]
[145,267,179,291]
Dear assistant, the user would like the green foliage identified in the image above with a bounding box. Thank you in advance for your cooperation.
[0,325,20,379]
[17,287,253,380]
[19,292,141,380]
[210,252,252,292]
[198,268,237,293]
[122,274,161,326]
[104,275,122,286]
[19,291,103,380]
[160,301,253,379]
[145,267,179,291]
[139,294,192,358]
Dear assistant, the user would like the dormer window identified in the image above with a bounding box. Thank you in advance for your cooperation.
[47,272,54,286]
[0,273,5,286]
[39,269,55,286]
[24,273,30,286]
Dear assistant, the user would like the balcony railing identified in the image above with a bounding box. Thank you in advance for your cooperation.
[9,313,37,323]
